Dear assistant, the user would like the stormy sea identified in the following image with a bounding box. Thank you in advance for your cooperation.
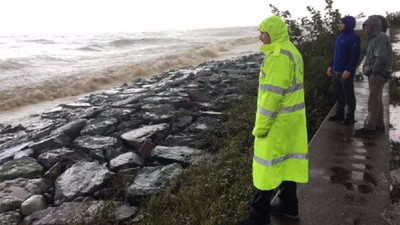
[0,26,259,124]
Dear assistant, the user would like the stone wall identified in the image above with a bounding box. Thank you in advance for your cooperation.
[0,54,263,224]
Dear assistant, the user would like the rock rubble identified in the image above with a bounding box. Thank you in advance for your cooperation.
[0,54,262,224]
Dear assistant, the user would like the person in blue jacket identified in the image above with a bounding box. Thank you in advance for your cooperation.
[327,15,361,125]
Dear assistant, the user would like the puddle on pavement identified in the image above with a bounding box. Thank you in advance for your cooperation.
[352,163,372,170]
[352,155,370,160]
[355,148,367,154]
[329,166,376,194]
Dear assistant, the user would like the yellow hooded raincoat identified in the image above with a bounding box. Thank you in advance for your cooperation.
[253,16,308,190]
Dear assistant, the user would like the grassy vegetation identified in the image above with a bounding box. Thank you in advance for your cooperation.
[77,12,400,225]
[81,1,376,224]
[137,2,341,224]
[138,83,258,224]
[387,12,400,26]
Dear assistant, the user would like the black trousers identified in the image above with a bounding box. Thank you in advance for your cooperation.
[249,181,298,222]
[333,70,356,120]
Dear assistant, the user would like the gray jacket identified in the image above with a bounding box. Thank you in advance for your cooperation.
[362,16,393,78]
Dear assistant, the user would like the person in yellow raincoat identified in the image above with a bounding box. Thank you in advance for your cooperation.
[237,16,308,225]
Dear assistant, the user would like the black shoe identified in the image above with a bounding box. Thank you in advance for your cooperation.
[329,114,344,121]
[355,128,375,136]
[236,218,271,225]
[376,125,385,132]
[342,118,355,125]
[270,204,299,220]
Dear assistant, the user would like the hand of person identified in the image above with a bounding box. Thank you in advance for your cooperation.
[342,70,351,79]
[326,67,333,77]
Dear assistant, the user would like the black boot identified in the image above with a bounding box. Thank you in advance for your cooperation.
[342,117,355,125]
[329,114,344,121]
[236,218,271,225]
[376,125,385,132]
[270,203,299,220]
[355,128,375,136]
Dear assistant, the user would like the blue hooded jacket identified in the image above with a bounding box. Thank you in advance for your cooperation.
[331,16,361,74]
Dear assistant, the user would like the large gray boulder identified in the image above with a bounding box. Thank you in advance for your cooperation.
[98,108,132,122]
[109,152,144,172]
[126,163,183,201]
[37,148,90,169]
[29,133,72,155]
[0,142,31,165]
[0,211,21,225]
[73,136,119,161]
[150,146,202,166]
[120,123,169,149]
[21,201,137,225]
[49,119,87,139]
[185,117,220,134]
[163,133,197,147]
[13,149,35,160]
[0,196,23,213]
[21,195,47,216]
[0,178,51,201]
[171,115,193,132]
[54,161,113,205]
[112,95,143,107]
[0,157,43,182]
[80,117,118,136]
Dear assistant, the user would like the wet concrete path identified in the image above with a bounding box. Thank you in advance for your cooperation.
[273,78,393,224]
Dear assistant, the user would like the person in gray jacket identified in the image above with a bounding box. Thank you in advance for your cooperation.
[372,14,390,33]
[355,15,392,135]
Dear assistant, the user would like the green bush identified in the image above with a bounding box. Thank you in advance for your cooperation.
[387,11,400,26]
[270,0,341,138]
[137,1,344,225]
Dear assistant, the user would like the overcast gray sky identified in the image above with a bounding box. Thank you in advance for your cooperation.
[0,0,397,35]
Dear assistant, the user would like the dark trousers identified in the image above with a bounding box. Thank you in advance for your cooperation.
[249,181,298,223]
[333,70,356,119]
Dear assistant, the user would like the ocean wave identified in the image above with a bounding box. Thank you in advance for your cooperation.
[24,39,56,44]
[0,55,69,72]
[0,59,27,71]
[0,36,258,112]
[78,44,105,52]
[109,38,182,48]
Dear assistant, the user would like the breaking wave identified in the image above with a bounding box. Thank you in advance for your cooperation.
[24,39,56,44]
[0,36,258,112]
[0,59,27,71]
[109,38,182,48]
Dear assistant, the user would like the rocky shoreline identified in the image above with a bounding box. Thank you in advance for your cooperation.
[0,54,263,224]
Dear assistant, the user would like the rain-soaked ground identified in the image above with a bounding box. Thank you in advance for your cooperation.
[274,30,400,224]
[264,72,393,224]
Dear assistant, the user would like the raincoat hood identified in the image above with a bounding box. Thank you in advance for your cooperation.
[258,16,289,54]
[340,16,356,33]
[371,14,390,32]
[363,16,382,39]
